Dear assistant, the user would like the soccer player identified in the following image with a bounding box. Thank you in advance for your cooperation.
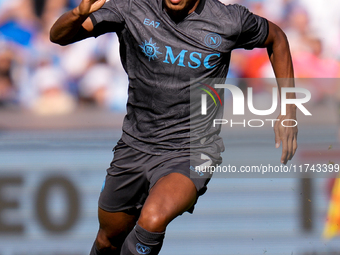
[50,0,298,254]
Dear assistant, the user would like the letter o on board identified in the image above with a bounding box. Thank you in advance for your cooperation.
[35,176,80,233]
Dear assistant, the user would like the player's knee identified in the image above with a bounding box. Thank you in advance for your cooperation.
[138,207,170,232]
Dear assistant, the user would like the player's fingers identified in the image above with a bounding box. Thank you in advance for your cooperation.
[292,132,298,159]
[287,127,298,161]
[287,132,293,161]
[274,122,281,149]
[90,0,106,12]
[281,136,288,164]
[94,0,106,7]
[89,0,104,4]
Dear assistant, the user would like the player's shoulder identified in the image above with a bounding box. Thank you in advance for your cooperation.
[205,0,250,18]
[119,0,159,8]
[107,0,159,14]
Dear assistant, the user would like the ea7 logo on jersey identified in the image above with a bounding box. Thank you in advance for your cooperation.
[143,18,160,28]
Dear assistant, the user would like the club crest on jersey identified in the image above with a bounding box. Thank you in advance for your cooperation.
[204,33,222,48]
[139,38,162,61]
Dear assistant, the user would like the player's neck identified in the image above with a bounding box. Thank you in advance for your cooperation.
[164,0,200,23]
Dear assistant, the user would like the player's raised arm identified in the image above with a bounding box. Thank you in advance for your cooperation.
[50,0,106,46]
[261,20,298,165]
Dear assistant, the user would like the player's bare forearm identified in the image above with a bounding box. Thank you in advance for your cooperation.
[50,8,91,46]
[50,0,105,46]
[262,21,298,164]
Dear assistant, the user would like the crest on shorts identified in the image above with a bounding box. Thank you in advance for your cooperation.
[136,243,151,254]
[139,38,162,61]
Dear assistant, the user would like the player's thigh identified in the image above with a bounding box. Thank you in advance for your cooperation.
[97,207,138,246]
[138,172,197,232]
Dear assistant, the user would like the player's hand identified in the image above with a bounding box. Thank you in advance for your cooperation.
[75,0,106,17]
[274,111,298,164]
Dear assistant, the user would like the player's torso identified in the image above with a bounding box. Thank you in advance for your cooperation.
[117,0,238,88]
[115,0,237,153]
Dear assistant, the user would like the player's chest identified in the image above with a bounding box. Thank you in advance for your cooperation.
[125,12,228,72]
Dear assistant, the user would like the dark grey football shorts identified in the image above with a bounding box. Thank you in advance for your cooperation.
[98,139,218,214]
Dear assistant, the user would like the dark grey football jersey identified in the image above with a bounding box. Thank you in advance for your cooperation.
[90,0,268,155]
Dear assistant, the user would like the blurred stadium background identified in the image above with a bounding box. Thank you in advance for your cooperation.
[0,0,340,254]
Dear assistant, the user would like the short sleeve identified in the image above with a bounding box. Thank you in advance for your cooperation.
[232,5,269,50]
[89,0,125,37]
